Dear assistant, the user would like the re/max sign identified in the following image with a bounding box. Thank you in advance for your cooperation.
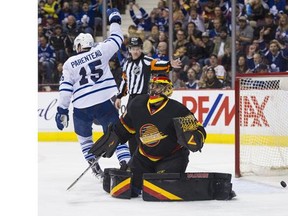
[182,94,269,127]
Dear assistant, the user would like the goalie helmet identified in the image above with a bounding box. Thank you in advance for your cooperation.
[73,33,94,53]
[149,74,173,104]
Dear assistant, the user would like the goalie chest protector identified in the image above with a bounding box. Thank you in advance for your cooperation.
[142,172,235,201]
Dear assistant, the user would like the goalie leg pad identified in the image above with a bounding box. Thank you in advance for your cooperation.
[103,168,118,193]
[109,169,132,199]
[142,172,235,201]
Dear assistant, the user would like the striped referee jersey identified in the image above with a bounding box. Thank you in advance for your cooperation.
[117,53,172,99]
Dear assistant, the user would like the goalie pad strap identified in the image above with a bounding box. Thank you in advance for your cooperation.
[142,172,235,201]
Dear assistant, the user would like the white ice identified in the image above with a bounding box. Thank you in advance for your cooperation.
[38,142,288,216]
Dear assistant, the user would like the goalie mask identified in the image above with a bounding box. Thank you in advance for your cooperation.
[73,33,94,53]
[149,74,173,104]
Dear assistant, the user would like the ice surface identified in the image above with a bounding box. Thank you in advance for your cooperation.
[38,142,288,216]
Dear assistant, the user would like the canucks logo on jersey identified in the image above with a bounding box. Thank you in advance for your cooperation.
[139,123,167,147]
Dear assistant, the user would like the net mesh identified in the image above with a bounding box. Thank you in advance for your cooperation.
[239,76,288,176]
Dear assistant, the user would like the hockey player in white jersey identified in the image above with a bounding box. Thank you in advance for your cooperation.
[55,8,131,178]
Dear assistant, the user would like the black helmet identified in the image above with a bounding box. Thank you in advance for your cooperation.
[128,37,143,47]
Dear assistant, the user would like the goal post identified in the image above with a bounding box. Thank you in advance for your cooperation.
[235,72,288,177]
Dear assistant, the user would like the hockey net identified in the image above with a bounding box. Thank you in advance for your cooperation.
[235,73,288,177]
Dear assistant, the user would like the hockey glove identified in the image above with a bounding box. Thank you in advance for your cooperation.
[89,123,120,158]
[173,117,206,152]
[107,8,121,25]
[55,107,69,130]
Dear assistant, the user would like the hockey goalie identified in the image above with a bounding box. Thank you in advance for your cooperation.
[89,74,236,201]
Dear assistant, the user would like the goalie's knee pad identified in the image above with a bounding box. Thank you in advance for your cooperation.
[103,168,133,199]
[142,172,235,201]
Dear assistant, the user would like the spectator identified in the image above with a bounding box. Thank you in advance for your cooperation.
[43,15,56,39]
[236,55,250,74]
[127,25,138,37]
[246,0,269,26]
[70,0,82,21]
[158,31,168,45]
[152,41,169,61]
[38,35,56,84]
[206,6,227,31]
[236,16,254,48]
[171,70,185,89]
[172,1,185,24]
[275,13,288,46]
[129,2,152,31]
[187,37,207,63]
[173,29,189,50]
[155,7,169,32]
[259,37,288,72]
[38,0,46,24]
[198,31,215,66]
[49,24,67,64]
[174,46,191,80]
[173,21,184,39]
[57,1,73,25]
[200,67,223,89]
[254,12,278,44]
[186,21,202,43]
[149,25,160,45]
[78,1,96,35]
[191,62,203,81]
[185,68,200,89]
[254,63,270,73]
[41,0,60,19]
[62,15,82,57]
[212,26,232,60]
[183,7,206,32]
[208,17,223,39]
[206,54,227,83]
[267,0,287,15]
[247,53,264,72]
[142,38,154,56]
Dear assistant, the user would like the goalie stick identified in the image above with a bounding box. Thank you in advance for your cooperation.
[66,154,104,191]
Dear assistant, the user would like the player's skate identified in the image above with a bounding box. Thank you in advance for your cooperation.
[88,159,104,179]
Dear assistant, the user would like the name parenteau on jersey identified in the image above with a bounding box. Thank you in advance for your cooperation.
[71,50,102,68]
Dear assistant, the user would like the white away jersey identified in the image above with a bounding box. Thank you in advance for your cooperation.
[58,23,123,109]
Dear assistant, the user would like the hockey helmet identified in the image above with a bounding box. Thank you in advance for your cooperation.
[128,37,143,47]
[149,74,173,104]
[73,33,94,53]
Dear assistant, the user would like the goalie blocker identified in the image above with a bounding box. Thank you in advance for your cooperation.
[102,169,236,201]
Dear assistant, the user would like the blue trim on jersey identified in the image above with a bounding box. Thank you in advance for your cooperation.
[60,81,73,86]
[73,77,115,94]
[59,88,73,92]
[111,33,123,43]
[109,37,120,49]
[72,84,117,103]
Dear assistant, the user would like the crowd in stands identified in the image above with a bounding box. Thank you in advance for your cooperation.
[38,0,288,91]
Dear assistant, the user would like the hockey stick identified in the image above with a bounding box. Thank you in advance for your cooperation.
[66,154,104,191]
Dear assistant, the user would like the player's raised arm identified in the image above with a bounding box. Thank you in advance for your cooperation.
[101,8,124,60]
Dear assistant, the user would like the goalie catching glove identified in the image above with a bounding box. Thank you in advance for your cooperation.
[173,115,206,152]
